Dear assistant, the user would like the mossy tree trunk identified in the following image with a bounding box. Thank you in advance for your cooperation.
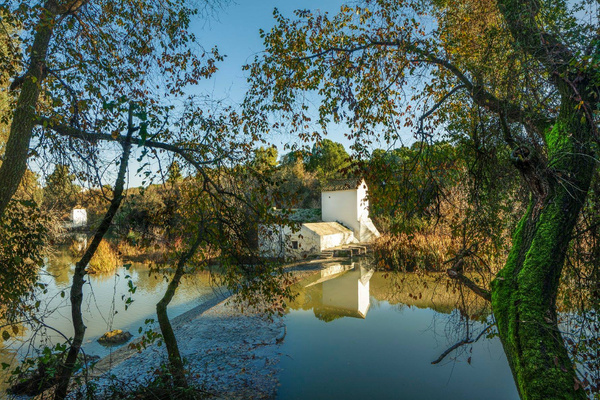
[490,93,594,399]
[486,1,599,398]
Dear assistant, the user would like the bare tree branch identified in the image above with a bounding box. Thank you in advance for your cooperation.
[431,324,494,364]
[35,117,227,169]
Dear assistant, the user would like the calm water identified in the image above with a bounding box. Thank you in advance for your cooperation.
[278,263,520,400]
[2,256,521,399]
[1,252,219,392]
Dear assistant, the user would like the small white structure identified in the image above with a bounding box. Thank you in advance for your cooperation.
[71,208,87,227]
[321,178,380,242]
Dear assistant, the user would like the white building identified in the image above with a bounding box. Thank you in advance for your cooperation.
[258,177,379,260]
[321,178,380,242]
[258,221,357,259]
[71,208,87,227]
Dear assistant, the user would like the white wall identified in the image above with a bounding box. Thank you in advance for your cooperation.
[356,181,369,221]
[258,224,321,260]
[320,230,356,250]
[321,189,359,232]
[258,224,291,258]
[322,179,377,242]
[72,209,87,227]
[289,225,321,258]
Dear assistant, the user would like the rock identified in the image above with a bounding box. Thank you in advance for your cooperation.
[97,329,132,345]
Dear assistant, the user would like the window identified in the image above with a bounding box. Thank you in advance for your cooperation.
[291,241,299,249]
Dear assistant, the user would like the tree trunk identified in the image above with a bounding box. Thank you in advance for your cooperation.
[53,120,134,400]
[491,103,594,399]
[0,2,57,218]
[156,230,204,388]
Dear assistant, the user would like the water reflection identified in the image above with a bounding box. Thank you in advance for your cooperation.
[1,254,219,371]
[302,263,374,321]
[280,262,519,400]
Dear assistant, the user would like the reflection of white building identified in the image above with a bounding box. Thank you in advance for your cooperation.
[320,264,373,319]
[308,263,373,320]
[258,178,380,259]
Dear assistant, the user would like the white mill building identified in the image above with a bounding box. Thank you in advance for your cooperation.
[259,178,380,259]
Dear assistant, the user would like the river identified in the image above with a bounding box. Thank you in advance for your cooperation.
[0,252,220,394]
[2,256,521,399]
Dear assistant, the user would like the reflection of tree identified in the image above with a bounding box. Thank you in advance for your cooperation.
[45,251,75,287]
[370,273,490,319]
[0,346,18,394]
[134,266,216,294]
[287,280,322,312]
[313,307,343,323]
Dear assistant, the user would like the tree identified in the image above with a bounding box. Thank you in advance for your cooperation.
[244,1,599,398]
[43,164,80,214]
[366,143,461,233]
[167,160,183,184]
[0,0,222,219]
[306,139,350,182]
[252,145,279,173]
[0,2,299,399]
[0,2,234,398]
[53,111,134,399]
[273,156,319,209]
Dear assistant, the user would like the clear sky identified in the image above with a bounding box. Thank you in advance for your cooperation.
[189,0,347,102]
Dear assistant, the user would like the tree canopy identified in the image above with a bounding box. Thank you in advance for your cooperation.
[244,0,600,398]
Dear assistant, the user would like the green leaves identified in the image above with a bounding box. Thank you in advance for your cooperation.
[0,199,49,322]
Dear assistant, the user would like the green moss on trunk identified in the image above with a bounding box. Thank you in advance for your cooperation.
[491,106,593,399]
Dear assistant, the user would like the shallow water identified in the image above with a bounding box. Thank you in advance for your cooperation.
[277,262,520,400]
[1,252,219,392]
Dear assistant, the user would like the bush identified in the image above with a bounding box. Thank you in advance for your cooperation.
[372,232,456,272]
[88,240,120,273]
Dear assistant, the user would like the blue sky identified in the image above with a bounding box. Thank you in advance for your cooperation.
[189,0,345,102]
[121,0,417,187]
[186,0,397,155]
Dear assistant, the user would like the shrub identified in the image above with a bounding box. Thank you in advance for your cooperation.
[88,240,120,273]
[373,232,456,272]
